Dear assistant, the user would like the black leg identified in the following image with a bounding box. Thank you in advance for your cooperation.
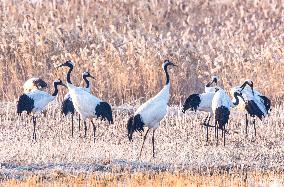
[206,124,209,142]
[216,121,219,145]
[245,114,248,135]
[152,130,155,158]
[78,114,81,131]
[203,115,209,126]
[71,114,74,137]
[253,118,256,137]
[91,120,96,143]
[84,121,87,138]
[138,129,150,159]
[223,124,226,146]
[215,119,217,138]
[32,116,37,140]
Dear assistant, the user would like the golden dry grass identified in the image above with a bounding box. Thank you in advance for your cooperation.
[0,1,284,186]
[2,171,284,187]
[0,0,283,104]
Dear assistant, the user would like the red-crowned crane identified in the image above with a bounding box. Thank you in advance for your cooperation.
[232,80,271,136]
[182,76,218,142]
[17,80,67,140]
[212,87,243,146]
[127,60,176,158]
[61,71,95,137]
[57,60,113,143]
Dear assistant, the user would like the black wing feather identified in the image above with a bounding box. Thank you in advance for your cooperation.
[61,98,75,115]
[17,94,34,115]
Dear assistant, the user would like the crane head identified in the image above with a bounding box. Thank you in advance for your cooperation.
[240,79,254,95]
[206,76,219,87]
[82,71,95,79]
[162,60,177,70]
[57,60,75,69]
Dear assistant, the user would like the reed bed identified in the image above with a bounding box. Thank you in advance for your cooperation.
[0,0,283,104]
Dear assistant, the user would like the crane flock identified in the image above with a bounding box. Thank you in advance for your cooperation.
[16,59,271,157]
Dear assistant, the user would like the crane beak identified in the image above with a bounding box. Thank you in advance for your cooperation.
[56,64,64,68]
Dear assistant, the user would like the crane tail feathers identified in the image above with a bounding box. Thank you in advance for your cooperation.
[127,114,144,141]
[260,96,271,113]
[245,100,265,119]
[95,102,113,124]
[215,106,230,129]
[17,94,34,115]
[61,98,75,116]
[182,94,201,113]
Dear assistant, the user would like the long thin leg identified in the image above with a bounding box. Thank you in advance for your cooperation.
[84,121,87,138]
[78,114,81,131]
[71,114,74,137]
[245,114,248,135]
[253,118,256,137]
[152,129,156,158]
[207,116,211,142]
[206,124,209,142]
[32,116,37,140]
[138,129,150,159]
[215,119,217,138]
[216,121,219,145]
[91,120,96,143]
[223,124,226,146]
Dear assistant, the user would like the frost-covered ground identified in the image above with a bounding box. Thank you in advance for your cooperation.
[0,101,283,180]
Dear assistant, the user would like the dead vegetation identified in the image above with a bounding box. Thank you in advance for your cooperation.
[0,0,283,104]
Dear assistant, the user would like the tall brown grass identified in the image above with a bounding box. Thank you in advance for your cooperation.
[0,0,283,104]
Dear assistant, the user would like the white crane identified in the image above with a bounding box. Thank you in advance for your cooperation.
[23,77,48,93]
[212,87,243,146]
[57,60,113,143]
[127,60,176,158]
[17,80,67,140]
[182,76,218,142]
[232,80,271,136]
[61,71,95,137]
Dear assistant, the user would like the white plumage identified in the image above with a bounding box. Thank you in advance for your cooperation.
[61,71,95,137]
[17,80,66,140]
[135,84,170,129]
[23,77,47,93]
[231,80,271,136]
[68,85,102,119]
[211,87,232,146]
[127,60,176,158]
[58,60,113,143]
[182,76,220,142]
[212,89,232,111]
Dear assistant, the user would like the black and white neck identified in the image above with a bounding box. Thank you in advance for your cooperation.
[83,74,90,88]
[162,60,176,85]
[52,80,66,96]
[66,64,74,85]
[240,80,254,95]
[232,91,244,106]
